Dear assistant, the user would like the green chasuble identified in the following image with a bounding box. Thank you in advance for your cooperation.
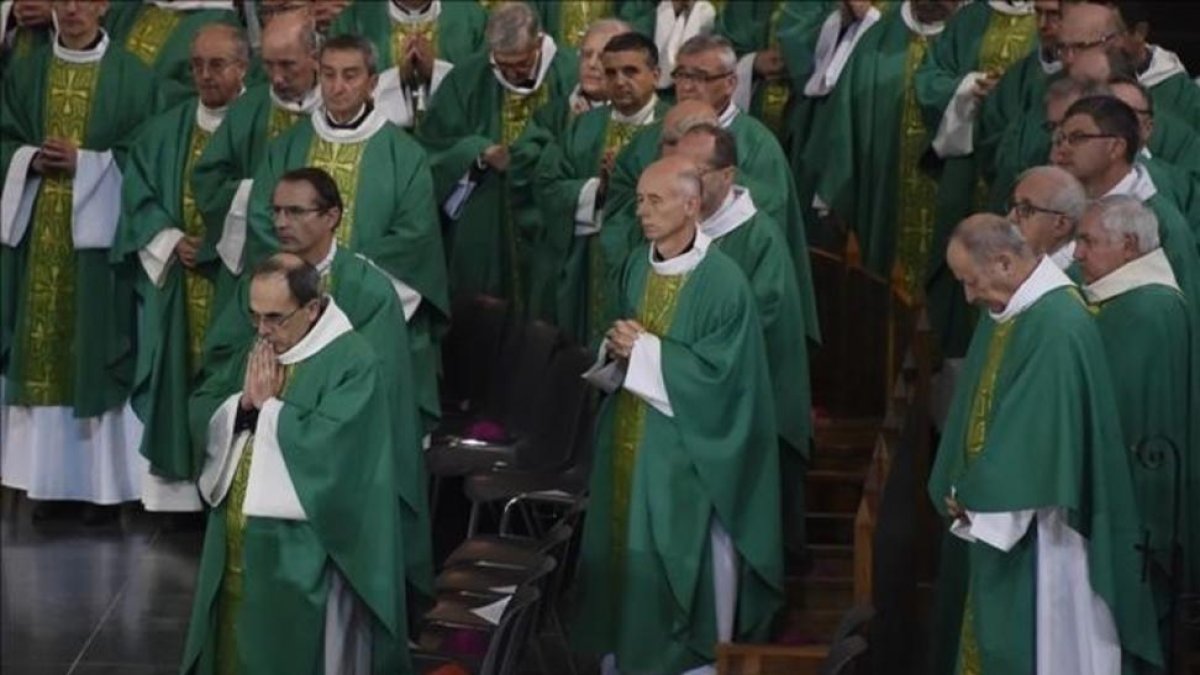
[201,245,435,604]
[531,1,656,49]
[603,110,820,343]
[246,109,450,430]
[191,83,320,244]
[808,6,945,301]
[529,99,667,343]
[702,189,812,556]
[0,37,156,416]
[109,4,241,110]
[1085,256,1198,615]
[1140,46,1200,134]
[927,280,1162,675]
[111,97,240,482]
[329,0,487,71]
[183,306,410,675]
[572,240,783,672]
[417,42,578,304]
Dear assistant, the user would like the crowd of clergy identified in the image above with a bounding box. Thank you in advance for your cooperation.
[0,0,1197,673]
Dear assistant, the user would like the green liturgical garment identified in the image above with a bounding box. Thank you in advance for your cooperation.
[573,240,783,673]
[329,0,487,72]
[531,0,656,49]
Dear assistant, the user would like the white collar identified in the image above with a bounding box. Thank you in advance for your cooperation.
[52,29,109,64]
[314,241,338,276]
[1084,248,1179,302]
[1049,239,1076,271]
[271,84,323,115]
[1140,146,1153,160]
[803,5,882,96]
[699,185,756,241]
[990,256,1074,322]
[389,0,440,24]
[649,229,710,276]
[1139,44,1187,87]
[1037,43,1062,75]
[151,0,234,10]
[717,101,739,128]
[491,34,558,95]
[988,0,1034,16]
[569,84,607,113]
[311,103,389,143]
[900,1,948,37]
[612,94,660,125]
[277,297,353,365]
[195,90,241,132]
[1102,164,1157,201]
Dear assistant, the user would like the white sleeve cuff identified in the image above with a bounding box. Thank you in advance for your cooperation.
[573,177,601,235]
[72,149,122,249]
[138,227,186,287]
[0,2,13,47]
[0,145,41,247]
[216,178,252,274]
[932,73,984,158]
[951,509,1035,552]
[243,396,308,521]
[197,393,249,507]
[623,332,673,417]
[374,67,415,128]
[733,52,756,112]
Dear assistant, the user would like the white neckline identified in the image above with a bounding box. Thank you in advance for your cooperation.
[311,103,389,143]
[649,229,710,276]
[52,30,109,64]
[1101,165,1157,201]
[990,256,1075,322]
[612,94,659,125]
[699,185,756,241]
[314,241,338,276]
[491,34,558,95]
[270,84,323,115]
[277,298,353,365]
[717,102,739,128]
[900,1,948,37]
[196,97,233,132]
[1083,247,1179,302]
[389,0,440,24]
[1049,240,1076,271]
[988,1,1034,16]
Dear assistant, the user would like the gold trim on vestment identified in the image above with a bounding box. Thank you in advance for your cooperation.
[892,34,938,300]
[182,124,215,375]
[307,136,367,248]
[125,5,182,67]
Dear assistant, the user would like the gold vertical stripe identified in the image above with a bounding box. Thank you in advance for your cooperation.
[124,5,182,67]
[306,137,367,248]
[266,105,303,141]
[500,85,549,146]
[389,15,439,67]
[586,118,639,344]
[963,319,1014,466]
[758,1,790,135]
[181,124,215,375]
[560,0,613,48]
[892,35,939,300]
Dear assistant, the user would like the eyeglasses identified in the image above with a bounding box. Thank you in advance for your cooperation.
[190,58,241,75]
[1008,200,1066,220]
[670,69,732,84]
[249,304,306,330]
[271,205,327,219]
[1051,131,1117,147]
[1054,33,1116,58]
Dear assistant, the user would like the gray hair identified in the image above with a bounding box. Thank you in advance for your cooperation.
[194,23,251,64]
[320,33,379,76]
[674,167,702,200]
[676,34,736,71]
[1016,165,1088,225]
[1088,194,1160,253]
[486,2,541,54]
[952,214,1033,265]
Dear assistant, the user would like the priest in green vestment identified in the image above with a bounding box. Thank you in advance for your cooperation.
[112,24,249,512]
[205,168,435,611]
[674,123,812,563]
[651,0,719,93]
[0,0,158,509]
[1005,164,1087,271]
[416,1,577,303]
[927,213,1161,675]
[573,156,783,673]
[807,0,959,303]
[106,0,241,109]
[531,0,653,50]
[1075,195,1199,611]
[329,0,488,129]
[182,255,411,674]
[603,34,820,344]
[531,31,664,342]
[246,34,450,432]
[557,18,633,123]
[191,9,322,278]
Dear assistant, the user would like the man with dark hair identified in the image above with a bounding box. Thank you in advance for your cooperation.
[564,19,633,119]
[183,252,411,674]
[244,31,450,434]
[672,122,812,568]
[530,28,664,341]
[112,23,249,514]
[203,167,435,612]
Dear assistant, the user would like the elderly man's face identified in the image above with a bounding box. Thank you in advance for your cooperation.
[1058,3,1120,76]
[261,19,318,102]
[319,47,376,120]
[1034,0,1063,49]
[578,28,624,100]
[191,30,247,109]
[947,239,1018,313]
[249,273,320,353]
[493,38,541,86]
[1007,175,1070,256]
[673,49,735,110]
[636,167,698,244]
[603,48,659,115]
[1073,208,1136,283]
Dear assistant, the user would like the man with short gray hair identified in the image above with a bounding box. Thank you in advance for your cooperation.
[928,212,1162,675]
[1075,193,1198,620]
[418,0,577,303]
[1007,165,1088,270]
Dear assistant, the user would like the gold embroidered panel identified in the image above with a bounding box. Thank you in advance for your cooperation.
[500,84,549,146]
[267,105,303,141]
[125,5,182,67]
[182,124,216,375]
[560,0,613,48]
[306,137,367,248]
[893,35,939,300]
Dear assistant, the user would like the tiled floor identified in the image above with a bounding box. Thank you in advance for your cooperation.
[1,489,203,675]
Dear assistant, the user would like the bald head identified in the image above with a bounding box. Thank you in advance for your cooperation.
[1008,165,1086,256]
[261,9,319,102]
[661,100,718,153]
[637,157,702,253]
[191,24,248,108]
[947,214,1038,312]
[1060,2,1123,78]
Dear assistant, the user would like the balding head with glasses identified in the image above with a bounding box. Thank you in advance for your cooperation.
[1007,165,1087,266]
[1058,2,1123,81]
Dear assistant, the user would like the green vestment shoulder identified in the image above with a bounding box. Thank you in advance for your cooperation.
[417,48,578,302]
[329,0,487,69]
[1147,69,1200,134]
[927,289,1162,674]
[247,116,450,429]
[573,244,783,672]
[0,41,157,415]
[183,328,410,675]
[531,1,656,47]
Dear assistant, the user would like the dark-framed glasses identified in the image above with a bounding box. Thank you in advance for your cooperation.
[1052,131,1117,147]
[670,68,732,83]
[1008,200,1066,220]
[271,205,327,219]
[249,304,305,330]
[1055,33,1116,58]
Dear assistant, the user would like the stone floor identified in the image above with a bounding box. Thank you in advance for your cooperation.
[0,488,202,675]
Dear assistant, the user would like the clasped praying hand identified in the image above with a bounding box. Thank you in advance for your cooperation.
[605,319,646,361]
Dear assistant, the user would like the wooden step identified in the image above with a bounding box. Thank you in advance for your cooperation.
[806,511,856,546]
[716,642,830,675]
[786,575,854,612]
[805,469,867,513]
[808,543,854,578]
[790,608,846,642]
